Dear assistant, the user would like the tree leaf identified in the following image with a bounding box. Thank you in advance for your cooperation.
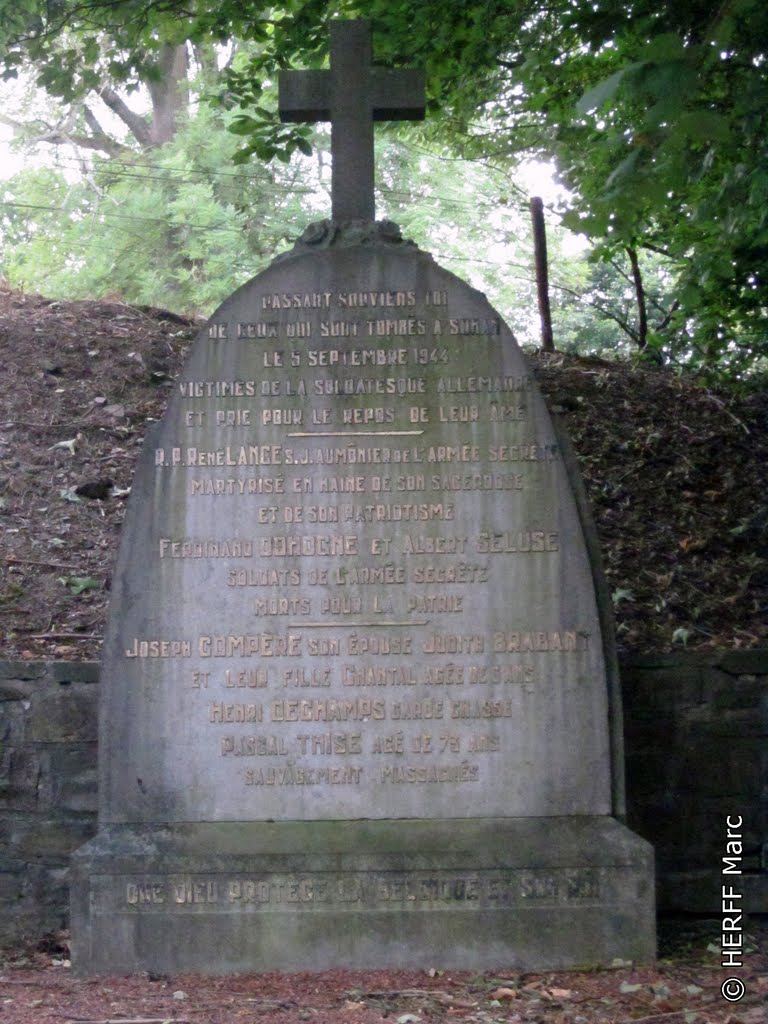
[677,110,731,143]
[59,576,100,595]
[577,68,631,114]
[639,32,687,64]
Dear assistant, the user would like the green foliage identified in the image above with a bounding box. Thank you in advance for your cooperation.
[0,102,317,312]
[3,0,767,379]
[211,0,767,380]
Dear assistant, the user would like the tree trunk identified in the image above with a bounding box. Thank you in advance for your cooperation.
[148,44,189,146]
[530,196,555,352]
[626,245,648,350]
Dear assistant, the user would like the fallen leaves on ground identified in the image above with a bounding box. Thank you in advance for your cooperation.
[1,287,766,659]
[0,920,766,1024]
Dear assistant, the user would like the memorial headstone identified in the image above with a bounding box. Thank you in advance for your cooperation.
[71,20,655,974]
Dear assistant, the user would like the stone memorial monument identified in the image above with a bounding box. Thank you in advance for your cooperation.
[71,20,655,974]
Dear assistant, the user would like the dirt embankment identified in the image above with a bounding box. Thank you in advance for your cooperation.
[1,285,766,660]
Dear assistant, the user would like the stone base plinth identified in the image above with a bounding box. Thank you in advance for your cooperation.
[71,817,655,975]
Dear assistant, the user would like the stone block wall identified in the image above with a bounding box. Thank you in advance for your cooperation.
[0,661,98,944]
[0,653,766,945]
[622,650,768,914]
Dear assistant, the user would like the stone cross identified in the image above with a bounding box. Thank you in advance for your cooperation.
[279,19,426,221]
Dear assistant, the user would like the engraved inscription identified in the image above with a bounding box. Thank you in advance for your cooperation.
[118,274,607,818]
[120,869,603,910]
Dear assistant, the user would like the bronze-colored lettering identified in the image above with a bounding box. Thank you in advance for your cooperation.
[438,405,479,422]
[437,376,531,394]
[468,734,501,752]
[244,765,363,786]
[283,667,331,687]
[337,290,415,309]
[450,699,514,719]
[237,321,278,338]
[412,563,488,584]
[423,664,464,685]
[190,476,286,495]
[220,734,287,756]
[124,638,192,659]
[379,762,480,783]
[228,568,300,587]
[422,634,485,654]
[209,702,263,724]
[492,631,581,653]
[427,445,479,463]
[261,292,332,310]
[199,634,302,658]
[253,596,310,616]
[467,664,534,684]
[347,635,412,656]
[224,668,268,688]
[271,698,385,722]
[403,535,466,554]
[407,594,463,613]
[185,444,282,467]
[260,535,358,557]
[160,538,254,559]
[307,637,341,656]
[296,732,362,755]
[215,409,251,426]
[372,732,404,753]
[432,473,523,492]
[476,531,559,553]
[390,700,444,721]
[126,882,165,905]
[342,665,417,687]
[262,408,303,426]
[173,879,219,903]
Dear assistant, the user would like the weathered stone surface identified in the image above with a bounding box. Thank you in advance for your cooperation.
[0,662,46,681]
[710,674,767,709]
[71,818,654,975]
[70,235,655,972]
[48,746,98,813]
[278,21,425,222]
[0,748,43,812]
[0,678,36,701]
[51,661,99,685]
[3,817,95,860]
[718,649,768,675]
[0,646,763,944]
[29,690,97,743]
[96,243,618,827]
[621,664,705,714]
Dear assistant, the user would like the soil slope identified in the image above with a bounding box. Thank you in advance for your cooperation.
[1,284,766,661]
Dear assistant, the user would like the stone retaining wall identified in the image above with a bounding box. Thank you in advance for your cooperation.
[1,653,766,945]
[0,661,98,944]
[622,650,767,915]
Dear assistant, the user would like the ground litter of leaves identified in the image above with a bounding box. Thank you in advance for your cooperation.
[1,283,766,660]
[0,919,766,1024]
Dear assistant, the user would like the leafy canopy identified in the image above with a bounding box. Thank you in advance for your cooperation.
[2,0,767,377]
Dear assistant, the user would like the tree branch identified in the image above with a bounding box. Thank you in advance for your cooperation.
[551,281,640,344]
[99,85,153,148]
[654,299,681,334]
[639,240,675,259]
[81,105,131,156]
[0,111,129,157]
